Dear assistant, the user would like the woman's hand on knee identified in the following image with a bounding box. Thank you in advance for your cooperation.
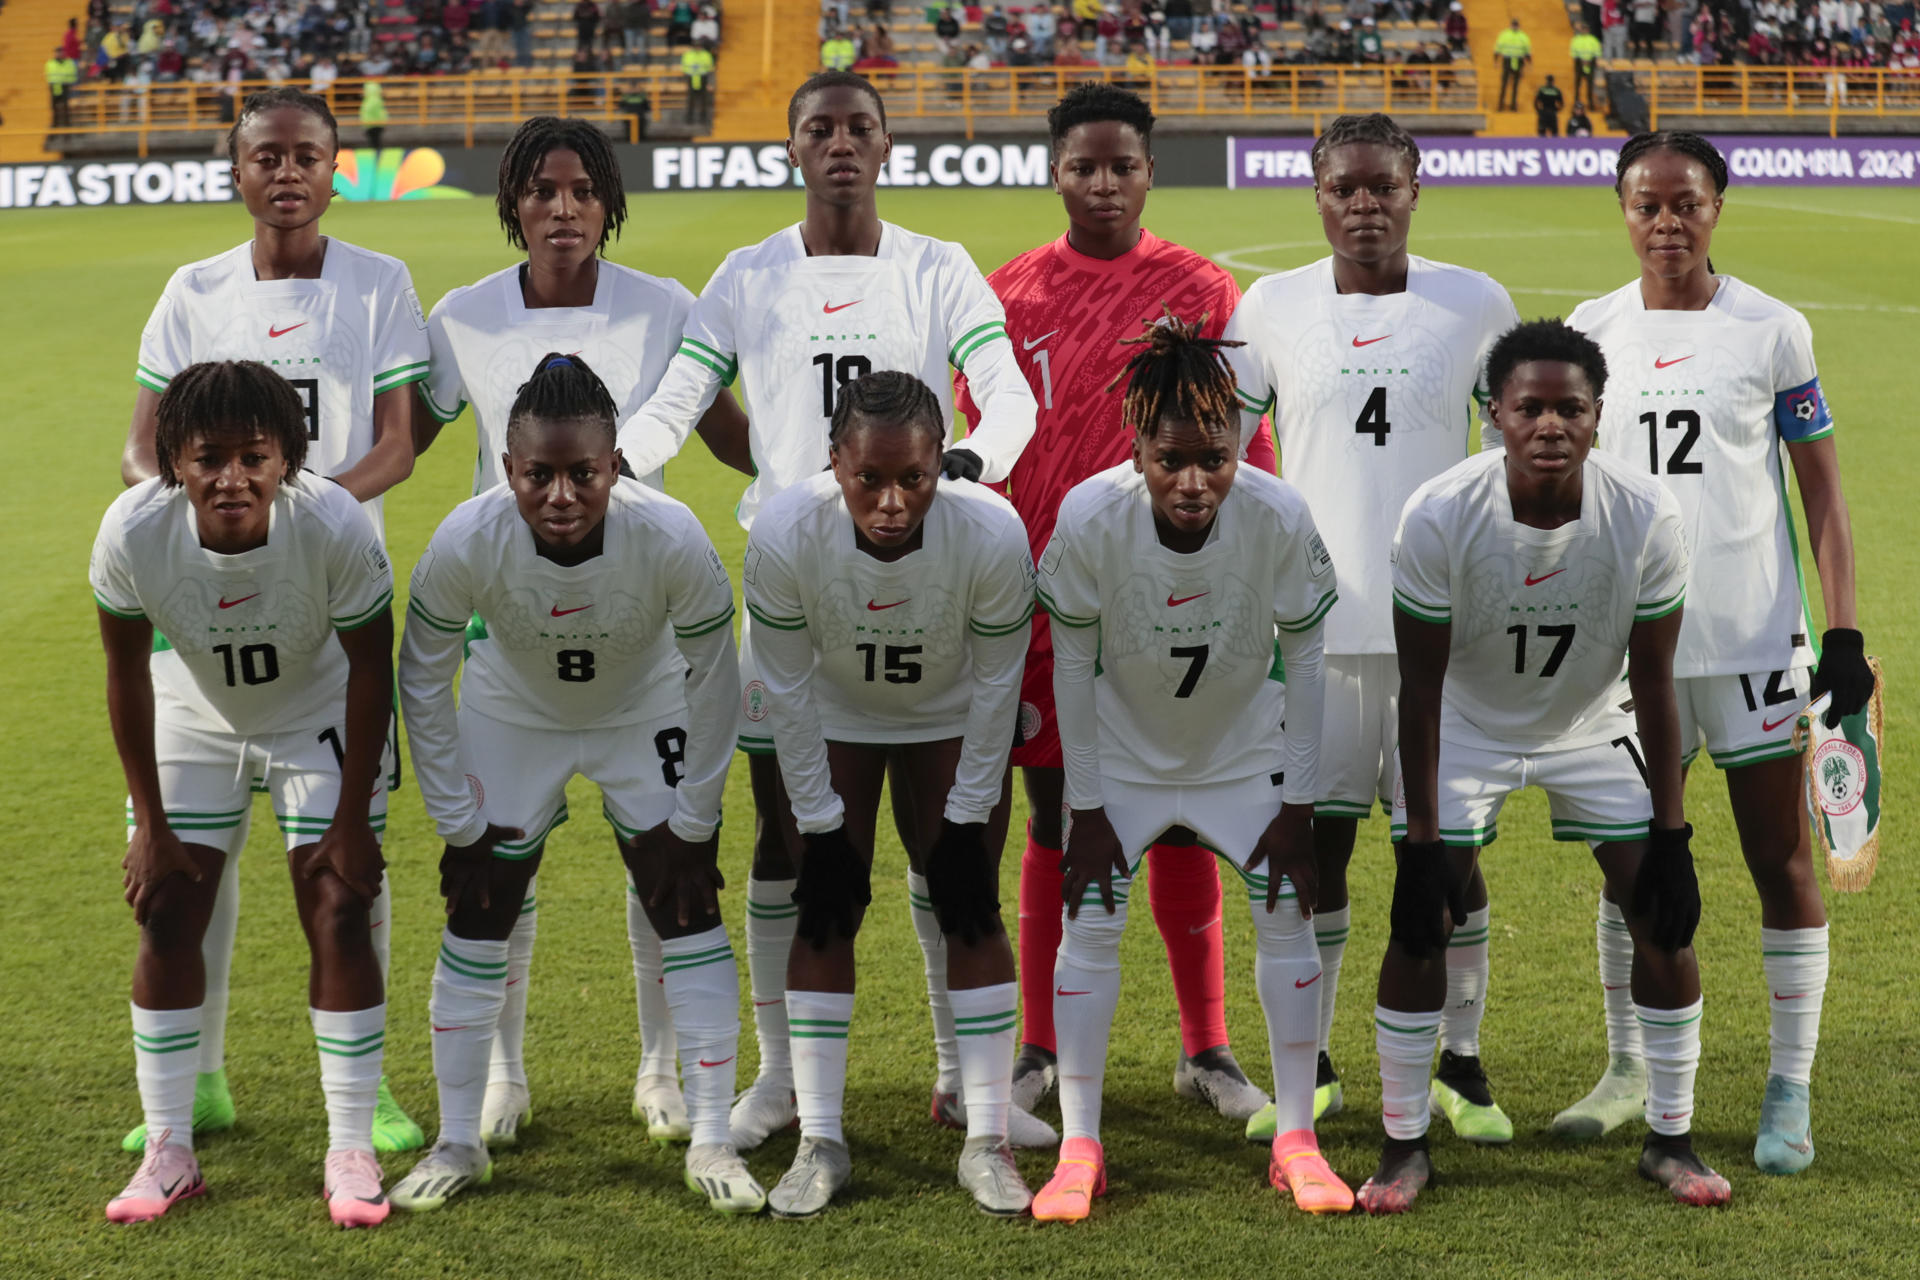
[123,823,201,925]
[926,819,1001,944]
[633,823,725,928]
[1061,807,1128,920]
[437,823,525,916]
[1246,802,1316,918]
[301,816,387,902]
[794,826,871,950]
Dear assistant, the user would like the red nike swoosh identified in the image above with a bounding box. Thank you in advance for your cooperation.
[698,1056,736,1068]
[505,978,521,987]
[823,300,861,314]
[1772,991,1808,1001]
[268,322,307,338]
[1654,355,1693,370]
[431,1025,470,1033]
[754,998,782,1007]
[1166,592,1209,607]
[218,593,260,609]
[1295,973,1322,989]
[867,599,908,611]
[1524,569,1566,586]
[1762,712,1797,732]
[1056,988,1092,997]
[1351,334,1391,348]
[1662,1110,1692,1121]
[551,604,591,617]
[1603,984,1627,991]
[1383,1111,1406,1119]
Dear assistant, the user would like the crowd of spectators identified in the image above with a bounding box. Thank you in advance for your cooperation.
[1579,0,1918,69]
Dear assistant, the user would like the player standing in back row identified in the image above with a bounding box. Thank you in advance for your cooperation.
[1555,133,1870,1171]
[955,81,1280,1130]
[117,86,428,1157]
[1223,113,1520,1145]
[617,70,1045,1153]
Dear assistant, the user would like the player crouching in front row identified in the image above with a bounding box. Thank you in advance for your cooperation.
[95,362,398,1226]
[1362,319,1729,1213]
[1032,314,1350,1222]
[393,356,760,1214]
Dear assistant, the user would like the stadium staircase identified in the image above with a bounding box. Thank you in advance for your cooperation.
[0,0,80,161]
[706,0,815,141]
[1467,0,1619,133]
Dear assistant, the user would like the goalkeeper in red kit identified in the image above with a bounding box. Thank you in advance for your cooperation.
[955,82,1279,1125]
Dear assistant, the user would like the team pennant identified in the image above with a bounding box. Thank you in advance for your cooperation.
[1795,657,1885,892]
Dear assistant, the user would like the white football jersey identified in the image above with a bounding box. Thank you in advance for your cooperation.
[1040,463,1338,792]
[1224,255,1519,655]
[616,221,1038,528]
[1571,275,1832,677]
[135,238,431,538]
[419,262,695,495]
[404,480,736,733]
[1391,449,1690,750]
[90,475,393,737]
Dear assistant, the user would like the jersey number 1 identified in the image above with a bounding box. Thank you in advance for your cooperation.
[1356,386,1390,446]
[814,353,872,417]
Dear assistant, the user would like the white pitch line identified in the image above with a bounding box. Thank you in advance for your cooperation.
[1506,285,1920,315]
[1736,197,1920,227]
[1211,227,1606,274]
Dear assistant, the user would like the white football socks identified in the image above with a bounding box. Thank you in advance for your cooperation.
[949,981,1017,1141]
[1053,876,1130,1143]
[132,1003,202,1152]
[1252,897,1320,1136]
[1597,892,1642,1061]
[430,932,509,1149]
[659,925,740,1148]
[312,1003,385,1153]
[626,880,679,1079]
[1636,998,1704,1137]
[369,869,393,989]
[196,855,239,1074]
[906,869,962,1095]
[1375,1006,1440,1141]
[745,876,798,1087]
[787,989,853,1145]
[1312,904,1350,1055]
[1762,925,1829,1085]
[487,888,537,1090]
[1440,905,1490,1056]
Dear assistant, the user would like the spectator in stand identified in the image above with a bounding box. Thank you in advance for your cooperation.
[1144,6,1170,59]
[1217,13,1247,63]
[821,26,857,69]
[868,0,892,16]
[360,79,387,150]
[63,18,84,63]
[1330,19,1354,60]
[575,0,601,55]
[156,39,186,80]
[603,0,628,57]
[47,47,79,128]
[1008,32,1036,64]
[1165,0,1194,47]
[1494,17,1532,108]
[1055,35,1090,64]
[1122,37,1154,80]
[444,0,473,50]
[1190,13,1218,61]
[1097,5,1125,63]
[1446,1,1468,52]
[1662,0,1687,54]
[482,0,514,64]
[682,38,714,122]
[1029,5,1057,58]
[985,6,1011,61]
[1058,5,1083,49]
[1688,6,1713,59]
[667,1,695,46]
[968,40,993,67]
[1567,100,1593,133]
[1628,0,1657,56]
[935,6,961,58]
[691,5,720,47]
[512,0,536,67]
[1124,6,1147,50]
[1533,71,1564,132]
[1571,23,1600,105]
[1356,16,1382,62]
[102,24,133,81]
[1244,21,1273,73]
[312,53,339,91]
[1601,0,1627,58]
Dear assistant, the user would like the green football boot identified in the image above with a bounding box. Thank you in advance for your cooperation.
[121,1069,235,1153]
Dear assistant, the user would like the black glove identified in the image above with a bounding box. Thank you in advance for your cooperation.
[1810,628,1872,728]
[940,447,984,482]
[1389,840,1465,959]
[1632,824,1701,952]
[924,819,1001,945]
[793,826,871,950]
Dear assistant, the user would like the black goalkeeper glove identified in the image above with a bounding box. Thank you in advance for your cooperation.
[1389,840,1466,959]
[924,819,1001,945]
[793,826,871,950]
[940,447,984,482]
[1633,824,1701,952]
[1810,628,1872,728]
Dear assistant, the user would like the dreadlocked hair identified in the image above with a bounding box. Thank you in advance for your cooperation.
[1047,81,1154,154]
[496,117,629,253]
[154,360,310,487]
[788,70,887,134]
[505,353,621,453]
[828,370,945,451]
[1107,307,1246,441]
[1310,112,1421,182]
[1485,319,1609,403]
[227,87,338,164]
[1614,130,1728,195]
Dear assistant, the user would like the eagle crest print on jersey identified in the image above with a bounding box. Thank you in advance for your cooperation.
[1105,570,1270,699]
[482,587,662,657]
[152,576,331,657]
[813,582,966,662]
[1458,550,1616,673]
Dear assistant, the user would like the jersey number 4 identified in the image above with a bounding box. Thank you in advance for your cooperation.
[1356,386,1391,446]
[813,353,872,417]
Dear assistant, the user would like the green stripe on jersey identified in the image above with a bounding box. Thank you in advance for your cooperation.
[408,597,466,633]
[418,385,466,424]
[674,605,736,639]
[1034,587,1096,628]
[95,592,146,620]
[951,324,1008,371]
[1635,592,1685,621]
[970,603,1035,637]
[1392,589,1450,624]
[373,361,431,391]
[1235,386,1275,416]
[334,590,394,631]
[135,363,173,392]
[1277,589,1338,634]
[678,339,739,385]
[745,600,806,631]
[947,321,1003,369]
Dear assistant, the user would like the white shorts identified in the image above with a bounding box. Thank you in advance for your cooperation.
[130,713,390,857]
[1314,653,1400,819]
[1388,730,1654,848]
[461,704,687,859]
[1678,667,1811,770]
[736,612,775,756]
[1097,772,1300,909]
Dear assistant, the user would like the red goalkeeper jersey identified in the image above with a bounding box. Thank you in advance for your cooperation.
[954,229,1276,561]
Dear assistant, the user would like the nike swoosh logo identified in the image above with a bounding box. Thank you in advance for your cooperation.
[159,1176,185,1196]
[1603,984,1627,991]
[1351,334,1390,348]
[867,599,907,611]
[1762,712,1797,732]
[754,998,783,1007]
[551,604,591,617]
[268,322,307,338]
[1188,916,1220,935]
[1023,330,1059,351]
[1654,355,1693,370]
[698,1056,736,1068]
[1166,592,1209,607]
[1661,1110,1692,1121]
[218,593,260,609]
[431,1025,470,1033]
[1524,569,1566,586]
[505,978,521,987]
[1772,991,1809,1001]
[822,300,861,314]
[1056,988,1092,997]
[1295,972,1322,989]
[1382,1111,1405,1119]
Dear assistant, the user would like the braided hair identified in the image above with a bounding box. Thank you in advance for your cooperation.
[496,117,629,253]
[154,360,309,486]
[227,87,338,164]
[1484,319,1609,404]
[828,370,945,451]
[1047,80,1155,155]
[788,69,888,135]
[1108,307,1246,441]
[1614,130,1729,196]
[505,353,620,453]
[1310,112,1421,183]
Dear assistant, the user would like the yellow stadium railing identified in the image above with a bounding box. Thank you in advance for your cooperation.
[1609,64,1920,134]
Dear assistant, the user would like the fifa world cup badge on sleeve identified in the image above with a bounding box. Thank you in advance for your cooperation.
[1796,657,1885,892]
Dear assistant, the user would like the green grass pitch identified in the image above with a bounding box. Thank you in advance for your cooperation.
[2,183,1916,1280]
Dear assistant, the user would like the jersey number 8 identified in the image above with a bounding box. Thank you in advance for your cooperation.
[557,649,596,682]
